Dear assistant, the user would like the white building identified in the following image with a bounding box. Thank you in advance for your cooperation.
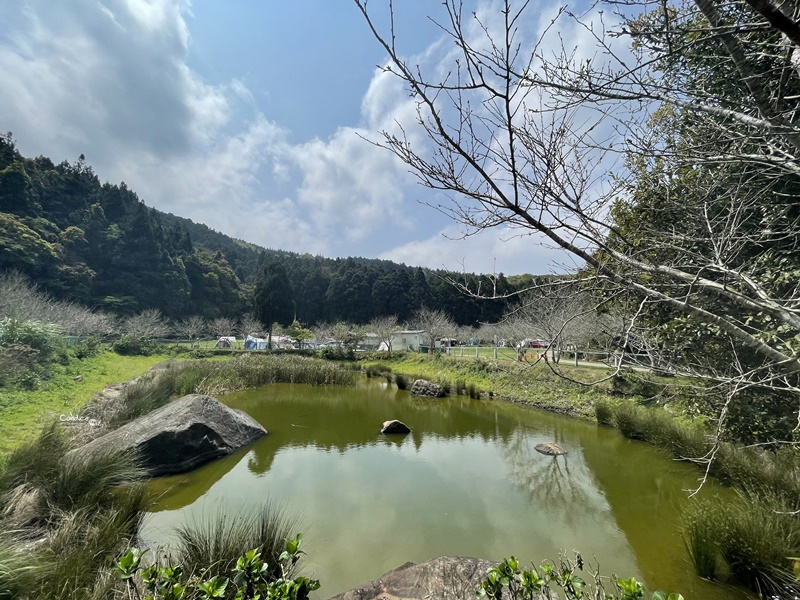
[381,330,427,352]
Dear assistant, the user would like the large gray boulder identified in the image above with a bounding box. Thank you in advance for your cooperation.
[410,379,445,398]
[328,556,504,600]
[71,394,267,477]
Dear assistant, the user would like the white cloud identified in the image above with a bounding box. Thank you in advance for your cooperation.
[0,0,431,261]
[380,224,578,276]
[0,0,623,275]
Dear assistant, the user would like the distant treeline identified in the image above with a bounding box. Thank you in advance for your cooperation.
[0,134,547,324]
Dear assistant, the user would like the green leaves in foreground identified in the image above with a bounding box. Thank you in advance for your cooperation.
[477,555,684,600]
[112,534,319,600]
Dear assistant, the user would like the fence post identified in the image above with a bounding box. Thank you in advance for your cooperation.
[494,347,497,359]
[476,347,479,358]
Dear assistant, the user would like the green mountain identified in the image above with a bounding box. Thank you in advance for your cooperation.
[0,134,533,324]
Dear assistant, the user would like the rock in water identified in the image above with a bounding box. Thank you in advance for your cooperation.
[381,419,411,434]
[410,379,445,398]
[70,394,267,476]
[327,556,501,600]
[535,442,568,456]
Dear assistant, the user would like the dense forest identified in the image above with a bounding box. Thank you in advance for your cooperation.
[0,134,537,325]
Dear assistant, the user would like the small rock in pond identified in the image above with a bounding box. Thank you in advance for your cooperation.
[535,442,568,456]
[381,419,411,434]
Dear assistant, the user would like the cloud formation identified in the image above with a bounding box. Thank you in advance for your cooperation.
[0,0,613,275]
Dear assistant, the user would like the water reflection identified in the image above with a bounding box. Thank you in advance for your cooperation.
[142,380,738,600]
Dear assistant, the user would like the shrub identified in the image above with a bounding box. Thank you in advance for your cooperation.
[113,536,318,600]
[111,333,157,356]
[609,371,665,398]
[0,318,65,363]
[478,554,684,600]
[71,336,101,359]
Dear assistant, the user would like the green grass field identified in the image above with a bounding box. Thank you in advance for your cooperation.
[0,351,171,454]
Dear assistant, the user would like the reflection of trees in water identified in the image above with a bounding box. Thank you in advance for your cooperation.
[500,426,606,526]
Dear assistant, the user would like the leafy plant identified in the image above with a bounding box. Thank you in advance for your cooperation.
[72,336,102,359]
[477,554,683,600]
[113,534,319,600]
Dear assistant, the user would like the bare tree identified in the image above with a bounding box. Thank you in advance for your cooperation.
[411,307,457,351]
[175,315,207,346]
[369,314,400,353]
[504,288,609,364]
[0,270,113,336]
[355,0,800,426]
[209,316,237,339]
[312,322,335,346]
[238,312,263,339]
[332,321,368,350]
[121,309,170,340]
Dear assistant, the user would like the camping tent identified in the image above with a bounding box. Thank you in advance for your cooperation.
[215,336,236,348]
[244,335,268,350]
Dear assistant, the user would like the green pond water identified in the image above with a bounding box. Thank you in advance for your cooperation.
[142,379,746,599]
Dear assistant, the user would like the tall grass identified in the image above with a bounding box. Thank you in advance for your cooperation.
[684,491,800,597]
[683,504,719,580]
[90,355,360,430]
[0,531,40,599]
[594,400,800,502]
[0,424,149,599]
[174,501,302,581]
[36,487,147,599]
[594,401,614,425]
[365,364,392,378]
[597,400,800,596]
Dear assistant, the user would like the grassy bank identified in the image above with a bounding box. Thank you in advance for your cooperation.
[362,352,664,418]
[0,351,172,454]
[82,354,360,432]
[0,353,351,599]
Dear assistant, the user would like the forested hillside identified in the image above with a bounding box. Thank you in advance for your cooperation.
[0,135,534,324]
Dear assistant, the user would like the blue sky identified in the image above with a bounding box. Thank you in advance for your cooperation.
[0,0,593,276]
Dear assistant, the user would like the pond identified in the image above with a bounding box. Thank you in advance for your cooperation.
[141,378,745,599]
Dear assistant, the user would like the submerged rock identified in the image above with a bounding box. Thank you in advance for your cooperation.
[381,419,411,434]
[535,442,568,456]
[70,394,267,477]
[410,379,445,398]
[327,556,502,600]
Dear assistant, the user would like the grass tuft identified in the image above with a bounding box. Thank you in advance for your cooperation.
[394,373,409,390]
[594,400,614,425]
[0,421,149,599]
[175,500,302,580]
[683,504,719,580]
[683,491,800,597]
